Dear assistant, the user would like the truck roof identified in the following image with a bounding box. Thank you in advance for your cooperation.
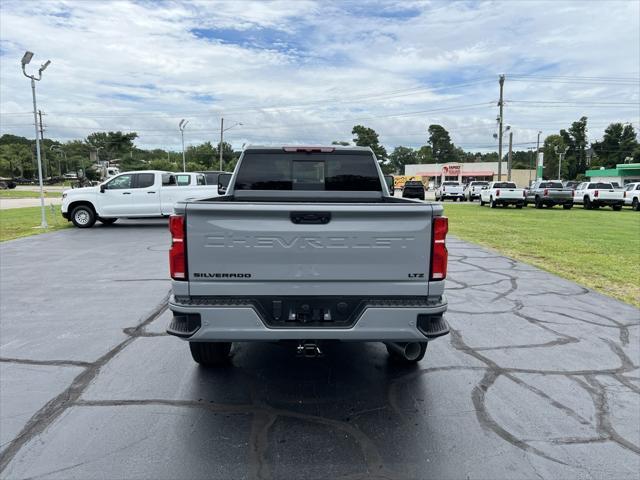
[243,145,373,153]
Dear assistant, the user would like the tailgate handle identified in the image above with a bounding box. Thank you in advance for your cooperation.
[290,212,331,224]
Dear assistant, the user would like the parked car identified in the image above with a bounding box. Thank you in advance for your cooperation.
[402,180,425,200]
[0,177,17,189]
[479,181,525,208]
[573,182,624,210]
[525,180,574,209]
[167,145,450,366]
[61,170,218,228]
[463,181,489,201]
[435,181,464,201]
[623,182,640,211]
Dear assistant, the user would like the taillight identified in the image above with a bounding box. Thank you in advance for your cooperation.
[496,189,500,197]
[169,215,186,280]
[442,186,446,192]
[594,190,599,198]
[430,217,448,281]
[572,190,575,197]
[624,191,627,198]
[522,190,526,198]
[543,189,549,196]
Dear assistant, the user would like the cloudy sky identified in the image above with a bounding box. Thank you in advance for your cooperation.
[0,0,638,153]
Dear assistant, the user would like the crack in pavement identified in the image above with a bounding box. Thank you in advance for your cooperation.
[0,293,170,474]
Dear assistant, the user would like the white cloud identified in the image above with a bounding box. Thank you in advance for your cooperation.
[0,0,638,153]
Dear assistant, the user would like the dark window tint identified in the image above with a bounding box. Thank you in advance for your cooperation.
[204,173,220,185]
[547,182,563,189]
[595,183,613,189]
[443,181,460,186]
[234,152,382,191]
[196,174,206,186]
[136,173,155,188]
[494,182,517,188]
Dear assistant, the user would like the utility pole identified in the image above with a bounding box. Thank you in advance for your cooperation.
[554,145,569,180]
[497,74,505,180]
[219,117,224,171]
[38,110,47,178]
[507,131,513,181]
[528,148,534,186]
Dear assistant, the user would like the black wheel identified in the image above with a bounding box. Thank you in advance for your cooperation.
[515,204,523,209]
[386,342,427,363]
[633,198,639,211]
[612,204,622,211]
[189,342,232,367]
[490,197,496,208]
[480,199,485,206]
[71,205,96,228]
[98,217,118,225]
[534,197,543,209]
[563,204,573,210]
[584,197,591,210]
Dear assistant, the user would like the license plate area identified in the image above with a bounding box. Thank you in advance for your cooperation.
[255,296,365,328]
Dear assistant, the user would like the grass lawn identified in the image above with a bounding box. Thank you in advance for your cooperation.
[0,206,70,242]
[0,190,61,199]
[443,203,640,307]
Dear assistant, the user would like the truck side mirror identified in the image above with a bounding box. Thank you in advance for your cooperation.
[218,173,231,195]
[100,184,106,193]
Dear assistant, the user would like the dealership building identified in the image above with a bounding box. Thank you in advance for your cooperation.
[404,162,536,187]
[585,163,640,185]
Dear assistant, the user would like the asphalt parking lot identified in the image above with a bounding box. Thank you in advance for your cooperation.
[1,221,639,479]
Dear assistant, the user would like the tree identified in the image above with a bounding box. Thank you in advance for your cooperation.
[388,146,418,174]
[415,145,433,164]
[592,123,639,168]
[427,125,456,163]
[559,116,588,178]
[0,143,33,177]
[351,125,388,171]
[86,131,138,163]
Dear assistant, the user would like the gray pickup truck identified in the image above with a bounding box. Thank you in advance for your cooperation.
[525,180,574,209]
[167,146,449,366]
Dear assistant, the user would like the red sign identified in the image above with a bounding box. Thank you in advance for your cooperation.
[442,164,461,175]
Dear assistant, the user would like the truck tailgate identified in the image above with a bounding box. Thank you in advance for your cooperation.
[499,189,523,199]
[184,202,437,296]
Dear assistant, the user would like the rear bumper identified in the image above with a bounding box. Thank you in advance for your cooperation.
[593,199,623,206]
[495,198,524,205]
[168,295,449,342]
[540,197,573,205]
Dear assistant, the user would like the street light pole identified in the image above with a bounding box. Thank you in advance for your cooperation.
[554,145,569,180]
[219,118,243,171]
[179,119,188,172]
[21,51,50,229]
[497,74,505,179]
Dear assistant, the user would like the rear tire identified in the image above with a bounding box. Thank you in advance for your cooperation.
[612,204,622,211]
[490,197,496,208]
[480,199,485,206]
[584,197,592,210]
[633,198,639,211]
[386,342,427,363]
[563,204,573,210]
[98,218,118,225]
[535,197,543,209]
[71,205,96,228]
[515,204,523,209]
[189,342,232,367]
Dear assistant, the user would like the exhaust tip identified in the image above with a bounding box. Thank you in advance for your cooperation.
[385,342,423,362]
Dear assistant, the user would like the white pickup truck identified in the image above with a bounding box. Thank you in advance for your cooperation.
[479,181,525,208]
[61,170,217,228]
[435,181,464,201]
[573,182,624,210]
[167,145,450,366]
[623,182,640,211]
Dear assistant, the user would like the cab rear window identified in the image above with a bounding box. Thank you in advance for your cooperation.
[234,152,382,191]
